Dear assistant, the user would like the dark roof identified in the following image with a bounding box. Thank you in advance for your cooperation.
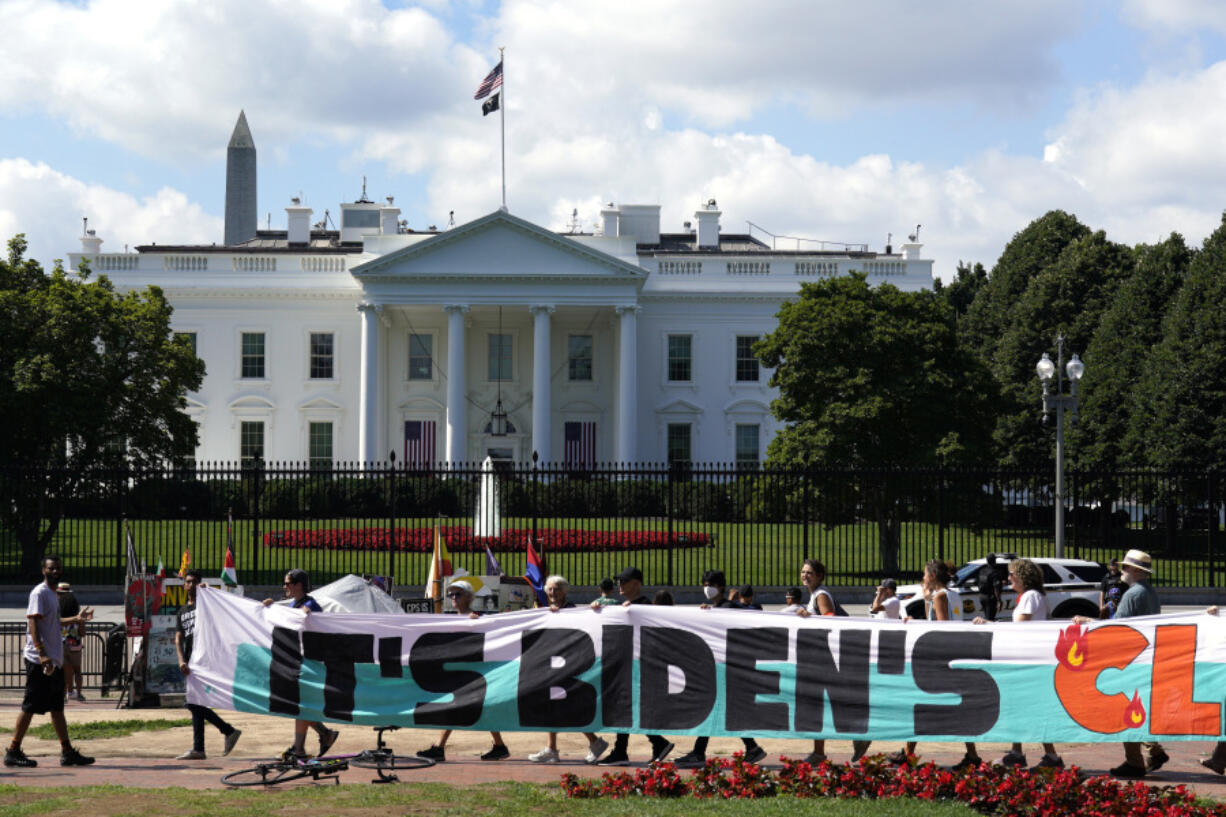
[136,228,435,254]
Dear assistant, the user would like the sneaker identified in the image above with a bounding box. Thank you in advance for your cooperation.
[281,746,309,762]
[1202,756,1226,775]
[1110,762,1146,779]
[72,691,86,702]
[481,744,510,761]
[851,740,871,762]
[599,750,630,766]
[673,752,706,769]
[1031,754,1065,772]
[1147,747,1170,773]
[223,729,242,757]
[528,747,559,763]
[584,737,609,764]
[742,744,767,765]
[650,741,674,763]
[416,745,445,762]
[803,751,828,765]
[950,754,981,771]
[318,728,339,757]
[175,749,206,760]
[886,750,911,766]
[1000,750,1028,768]
[60,747,95,766]
[4,747,36,768]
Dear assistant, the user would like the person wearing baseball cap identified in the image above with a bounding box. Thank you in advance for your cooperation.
[870,578,901,620]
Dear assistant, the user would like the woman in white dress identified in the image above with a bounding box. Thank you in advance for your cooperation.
[890,559,982,769]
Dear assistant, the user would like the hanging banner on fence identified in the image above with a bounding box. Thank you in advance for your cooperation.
[189,590,1226,742]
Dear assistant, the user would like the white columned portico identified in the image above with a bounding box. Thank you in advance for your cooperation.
[444,304,470,466]
[530,304,555,463]
[357,302,382,463]
[615,305,640,463]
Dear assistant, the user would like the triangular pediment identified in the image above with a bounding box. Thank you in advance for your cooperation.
[351,210,645,281]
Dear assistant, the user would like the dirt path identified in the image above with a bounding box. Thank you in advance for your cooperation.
[3,698,1226,798]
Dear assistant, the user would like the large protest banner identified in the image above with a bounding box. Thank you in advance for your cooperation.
[189,589,1226,742]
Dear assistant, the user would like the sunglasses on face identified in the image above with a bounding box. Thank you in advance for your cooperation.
[446,592,464,598]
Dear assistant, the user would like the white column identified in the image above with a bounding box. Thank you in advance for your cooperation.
[444,304,470,466]
[357,302,382,463]
[615,305,640,463]
[530,305,555,463]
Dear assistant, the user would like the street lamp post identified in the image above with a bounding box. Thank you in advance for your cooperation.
[1036,335,1085,559]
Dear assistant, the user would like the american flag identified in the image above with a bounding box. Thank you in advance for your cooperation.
[474,61,503,100]
[405,420,436,468]
[564,421,596,469]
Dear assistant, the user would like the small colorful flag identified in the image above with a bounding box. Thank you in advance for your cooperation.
[474,60,503,100]
[154,555,167,598]
[177,550,192,579]
[124,521,140,582]
[221,510,237,586]
[427,523,454,603]
[482,92,500,116]
[524,537,547,607]
[484,543,504,577]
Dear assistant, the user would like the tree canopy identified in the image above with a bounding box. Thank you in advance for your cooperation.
[0,235,205,578]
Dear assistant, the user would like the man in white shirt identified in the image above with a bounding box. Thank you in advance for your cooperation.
[870,579,901,620]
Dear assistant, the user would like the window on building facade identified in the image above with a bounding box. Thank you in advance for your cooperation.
[488,333,512,381]
[735,335,760,382]
[309,333,334,379]
[568,335,593,381]
[667,423,692,464]
[667,334,692,382]
[409,334,433,380]
[735,423,760,467]
[309,421,333,470]
[240,421,264,462]
[241,332,265,379]
[175,332,197,355]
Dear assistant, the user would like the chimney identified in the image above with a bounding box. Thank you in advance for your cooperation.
[286,198,312,245]
[901,242,922,260]
[380,196,400,235]
[616,204,660,245]
[80,229,103,255]
[600,203,619,237]
[695,199,721,248]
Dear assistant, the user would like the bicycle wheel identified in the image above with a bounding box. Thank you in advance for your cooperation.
[350,751,436,771]
[221,762,310,787]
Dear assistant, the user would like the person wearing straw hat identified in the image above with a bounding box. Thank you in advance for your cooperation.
[1106,550,1166,778]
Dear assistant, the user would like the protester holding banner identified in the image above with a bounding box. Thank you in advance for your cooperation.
[527,575,609,764]
[891,559,981,770]
[4,556,95,769]
[174,570,242,760]
[593,566,674,766]
[674,570,767,769]
[417,580,511,762]
[263,569,339,760]
[975,559,1064,772]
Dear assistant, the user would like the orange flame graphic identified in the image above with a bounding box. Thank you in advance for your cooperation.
[1055,623,1088,670]
[1124,690,1146,728]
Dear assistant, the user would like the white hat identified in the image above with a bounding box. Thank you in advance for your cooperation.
[1121,549,1153,573]
[448,580,474,596]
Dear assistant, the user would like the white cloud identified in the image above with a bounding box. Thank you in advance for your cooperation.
[0,159,220,266]
[1122,0,1226,35]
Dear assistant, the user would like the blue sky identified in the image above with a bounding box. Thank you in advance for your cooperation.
[4,0,1226,278]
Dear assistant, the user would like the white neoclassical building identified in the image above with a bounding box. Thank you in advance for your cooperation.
[68,119,935,467]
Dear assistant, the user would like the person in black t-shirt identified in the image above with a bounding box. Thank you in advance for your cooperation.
[1099,558,1125,619]
[976,555,1008,621]
[174,570,241,760]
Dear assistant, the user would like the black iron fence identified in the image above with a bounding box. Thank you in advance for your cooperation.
[0,462,1221,590]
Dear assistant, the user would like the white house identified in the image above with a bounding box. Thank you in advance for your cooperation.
[67,116,934,467]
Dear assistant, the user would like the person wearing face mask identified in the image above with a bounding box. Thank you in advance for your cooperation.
[673,570,767,769]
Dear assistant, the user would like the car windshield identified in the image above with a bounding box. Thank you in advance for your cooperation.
[954,563,983,586]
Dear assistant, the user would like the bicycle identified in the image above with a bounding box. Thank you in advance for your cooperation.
[221,726,435,787]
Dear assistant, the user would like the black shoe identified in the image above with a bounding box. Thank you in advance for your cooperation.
[950,754,981,771]
[318,728,339,757]
[673,752,706,769]
[599,750,630,766]
[743,744,768,765]
[4,747,36,768]
[851,740,871,762]
[481,744,510,761]
[281,746,308,763]
[60,747,95,766]
[650,741,675,763]
[1110,762,1147,779]
[416,745,445,762]
[1147,747,1170,773]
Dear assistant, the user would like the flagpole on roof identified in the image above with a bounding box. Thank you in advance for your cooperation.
[499,46,507,212]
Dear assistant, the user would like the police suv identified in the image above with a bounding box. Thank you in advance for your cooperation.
[897,554,1106,621]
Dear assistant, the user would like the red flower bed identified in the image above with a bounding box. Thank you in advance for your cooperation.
[263,525,711,553]
[562,753,1226,816]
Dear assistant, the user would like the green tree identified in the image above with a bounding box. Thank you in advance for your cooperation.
[1135,216,1226,473]
[0,235,205,579]
[757,272,995,574]
[934,261,988,321]
[1076,234,1191,472]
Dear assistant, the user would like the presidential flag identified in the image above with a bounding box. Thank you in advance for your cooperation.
[474,60,503,100]
[221,511,238,587]
[524,537,548,607]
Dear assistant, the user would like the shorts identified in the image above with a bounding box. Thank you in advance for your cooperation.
[63,647,83,671]
[22,659,65,714]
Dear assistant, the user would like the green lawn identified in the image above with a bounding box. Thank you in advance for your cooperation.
[0,782,980,817]
[2,514,1217,589]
